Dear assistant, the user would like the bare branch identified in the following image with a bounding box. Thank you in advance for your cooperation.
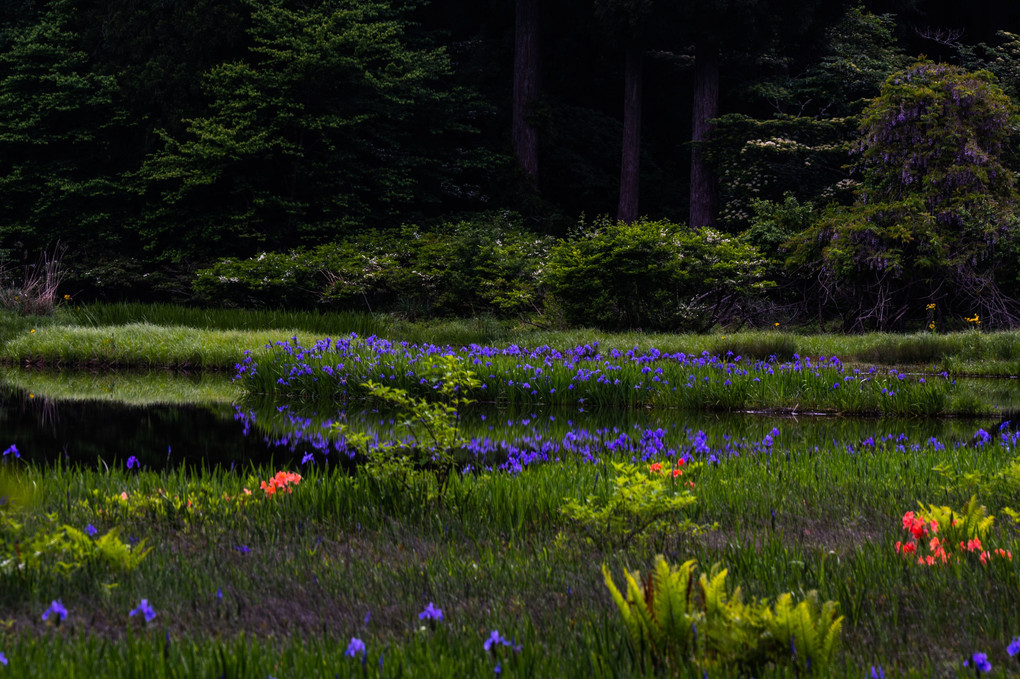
[915,24,965,47]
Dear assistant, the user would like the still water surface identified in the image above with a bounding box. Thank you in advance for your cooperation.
[2,369,1018,470]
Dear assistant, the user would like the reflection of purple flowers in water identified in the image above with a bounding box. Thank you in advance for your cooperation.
[233,395,1016,482]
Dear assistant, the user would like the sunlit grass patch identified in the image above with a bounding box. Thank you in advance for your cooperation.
[7,303,1020,377]
[0,323,314,370]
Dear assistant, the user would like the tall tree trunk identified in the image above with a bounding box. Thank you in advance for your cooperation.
[689,36,719,228]
[513,0,540,188]
[617,42,642,224]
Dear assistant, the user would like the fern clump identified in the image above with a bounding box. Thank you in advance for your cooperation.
[1,516,151,579]
[603,555,843,674]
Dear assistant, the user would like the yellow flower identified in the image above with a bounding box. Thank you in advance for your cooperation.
[926,303,936,310]
[63,294,71,300]
[774,322,780,327]
[29,328,35,333]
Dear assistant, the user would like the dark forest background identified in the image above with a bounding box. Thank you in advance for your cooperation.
[3,0,1020,331]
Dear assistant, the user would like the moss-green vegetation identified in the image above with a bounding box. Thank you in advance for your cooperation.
[0,322,312,370]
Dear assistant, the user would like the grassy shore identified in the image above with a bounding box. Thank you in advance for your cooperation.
[2,303,1020,376]
[2,421,1020,676]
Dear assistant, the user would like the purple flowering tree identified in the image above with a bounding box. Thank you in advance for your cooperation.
[797,61,1020,330]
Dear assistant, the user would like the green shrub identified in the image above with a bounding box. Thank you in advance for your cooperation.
[336,356,480,503]
[743,194,817,262]
[0,516,151,579]
[193,213,551,318]
[543,217,769,331]
[192,245,341,309]
[560,462,701,551]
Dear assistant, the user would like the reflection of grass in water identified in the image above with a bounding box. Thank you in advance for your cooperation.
[0,368,240,405]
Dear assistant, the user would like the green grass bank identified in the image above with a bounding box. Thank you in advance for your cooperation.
[3,303,1020,376]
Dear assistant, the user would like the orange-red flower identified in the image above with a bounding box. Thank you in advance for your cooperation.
[895,540,917,555]
[259,470,303,497]
[960,538,983,553]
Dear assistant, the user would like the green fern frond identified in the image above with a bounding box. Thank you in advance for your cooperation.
[603,563,642,650]
[651,556,697,649]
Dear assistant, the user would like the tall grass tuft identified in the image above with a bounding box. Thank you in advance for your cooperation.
[0,246,65,316]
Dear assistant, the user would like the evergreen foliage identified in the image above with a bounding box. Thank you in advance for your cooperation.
[138,0,490,262]
[0,0,1019,330]
[793,61,1020,329]
[0,0,134,256]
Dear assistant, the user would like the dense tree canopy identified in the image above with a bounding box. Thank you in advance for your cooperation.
[137,0,494,262]
[2,0,1020,329]
[0,0,134,258]
[794,61,1020,329]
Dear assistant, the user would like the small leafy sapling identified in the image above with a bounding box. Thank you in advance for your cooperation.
[336,355,480,502]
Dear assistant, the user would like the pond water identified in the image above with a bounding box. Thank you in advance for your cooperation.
[3,369,1019,471]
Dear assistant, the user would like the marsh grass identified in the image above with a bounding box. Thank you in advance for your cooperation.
[6,303,1020,376]
[4,419,1020,676]
[239,336,982,416]
[67,303,516,346]
[0,323,316,370]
